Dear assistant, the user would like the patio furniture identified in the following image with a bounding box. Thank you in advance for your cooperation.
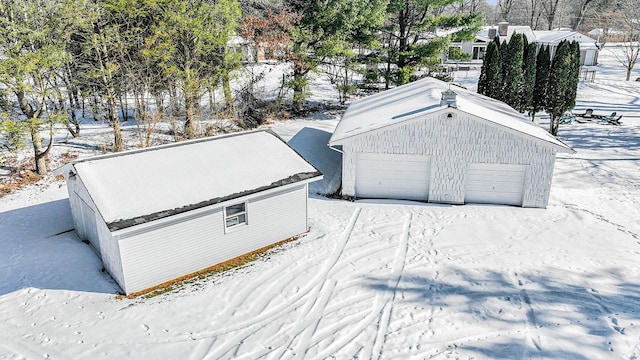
[599,112,623,126]
[560,112,575,124]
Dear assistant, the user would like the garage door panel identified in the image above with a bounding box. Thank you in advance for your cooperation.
[356,153,430,201]
[465,164,526,206]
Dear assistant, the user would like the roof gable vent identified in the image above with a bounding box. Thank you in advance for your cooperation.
[440,89,457,108]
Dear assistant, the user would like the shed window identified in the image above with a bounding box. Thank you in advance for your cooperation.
[224,202,247,229]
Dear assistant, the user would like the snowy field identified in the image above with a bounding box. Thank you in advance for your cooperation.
[1,47,640,359]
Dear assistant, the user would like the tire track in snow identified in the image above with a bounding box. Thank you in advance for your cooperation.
[312,212,412,360]
[367,213,411,360]
[288,279,337,359]
[200,208,361,360]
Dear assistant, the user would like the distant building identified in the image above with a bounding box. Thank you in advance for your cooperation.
[328,77,575,208]
[450,23,599,65]
[58,130,322,295]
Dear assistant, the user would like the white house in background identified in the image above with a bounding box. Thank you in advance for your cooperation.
[450,22,599,65]
[328,77,575,208]
[453,22,535,61]
[59,130,322,295]
[534,30,599,66]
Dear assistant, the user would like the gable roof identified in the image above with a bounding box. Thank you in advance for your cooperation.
[533,30,598,49]
[67,130,322,231]
[328,77,575,155]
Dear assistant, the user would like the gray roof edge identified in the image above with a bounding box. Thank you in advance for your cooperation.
[106,171,323,232]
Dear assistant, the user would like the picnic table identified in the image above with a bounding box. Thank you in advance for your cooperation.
[573,109,622,125]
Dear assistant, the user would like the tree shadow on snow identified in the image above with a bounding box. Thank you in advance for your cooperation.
[0,199,120,296]
[364,267,640,358]
[558,124,640,152]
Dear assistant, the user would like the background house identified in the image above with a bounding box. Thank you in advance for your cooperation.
[59,130,322,295]
[450,22,599,65]
[452,22,535,61]
[328,77,574,208]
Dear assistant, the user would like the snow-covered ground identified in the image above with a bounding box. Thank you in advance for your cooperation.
[1,47,640,359]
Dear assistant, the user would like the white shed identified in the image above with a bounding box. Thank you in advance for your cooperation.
[328,77,574,208]
[59,130,322,295]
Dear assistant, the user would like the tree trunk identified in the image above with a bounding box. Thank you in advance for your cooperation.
[397,8,409,85]
[292,64,306,114]
[31,132,47,175]
[108,97,123,152]
[29,125,54,175]
[113,120,123,152]
[222,71,233,112]
[184,89,196,139]
[119,95,128,122]
[549,114,559,135]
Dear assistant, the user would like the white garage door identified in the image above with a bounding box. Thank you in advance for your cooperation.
[465,163,526,206]
[356,153,430,201]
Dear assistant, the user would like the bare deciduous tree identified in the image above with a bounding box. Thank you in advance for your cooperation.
[610,3,640,81]
[541,0,562,29]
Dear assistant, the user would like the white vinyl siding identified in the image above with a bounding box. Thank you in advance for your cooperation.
[465,163,526,206]
[77,197,99,250]
[355,153,430,201]
[66,177,126,288]
[340,112,557,208]
[117,185,308,294]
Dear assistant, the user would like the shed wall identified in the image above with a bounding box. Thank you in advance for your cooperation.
[117,185,308,294]
[340,112,557,208]
[66,176,126,289]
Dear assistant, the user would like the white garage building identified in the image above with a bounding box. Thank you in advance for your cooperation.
[59,130,322,295]
[328,77,574,208]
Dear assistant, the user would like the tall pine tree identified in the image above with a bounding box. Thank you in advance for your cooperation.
[477,37,502,100]
[532,45,550,121]
[564,41,581,111]
[502,33,524,108]
[518,40,537,115]
[546,40,578,135]
[379,0,481,87]
[288,0,388,113]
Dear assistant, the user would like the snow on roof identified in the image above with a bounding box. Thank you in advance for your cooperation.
[70,130,321,230]
[476,25,536,42]
[474,27,597,49]
[533,31,597,48]
[328,77,575,155]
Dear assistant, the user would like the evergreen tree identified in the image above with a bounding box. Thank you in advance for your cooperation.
[0,0,78,173]
[546,40,577,135]
[152,0,241,138]
[379,0,482,87]
[478,37,502,96]
[478,37,502,98]
[564,41,581,111]
[518,41,537,115]
[288,0,388,113]
[502,33,524,109]
[532,45,550,121]
[485,37,504,100]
